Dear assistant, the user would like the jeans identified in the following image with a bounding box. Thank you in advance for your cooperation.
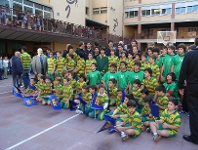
[23,70,30,89]
[13,74,22,88]
[0,69,3,80]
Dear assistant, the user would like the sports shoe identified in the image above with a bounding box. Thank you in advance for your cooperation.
[121,132,128,141]
[153,134,162,142]
[146,127,150,133]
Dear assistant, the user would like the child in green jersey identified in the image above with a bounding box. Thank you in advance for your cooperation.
[117,100,142,141]
[89,84,109,120]
[146,47,153,62]
[117,61,130,90]
[161,45,175,82]
[66,45,77,62]
[101,63,117,86]
[150,98,181,142]
[163,72,179,101]
[155,85,169,115]
[47,52,56,81]
[141,96,154,132]
[35,75,45,102]
[139,88,149,109]
[134,53,141,62]
[171,44,186,81]
[87,63,101,86]
[60,78,73,109]
[68,72,77,91]
[55,51,66,77]
[108,79,117,107]
[119,51,128,67]
[22,78,36,97]
[66,53,76,73]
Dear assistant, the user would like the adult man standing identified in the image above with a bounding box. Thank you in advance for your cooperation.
[12,51,23,88]
[20,46,31,89]
[179,36,198,145]
[84,42,93,60]
[31,48,48,77]
[76,41,85,58]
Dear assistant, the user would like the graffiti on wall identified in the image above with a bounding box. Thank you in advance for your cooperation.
[65,0,78,18]
[113,18,118,32]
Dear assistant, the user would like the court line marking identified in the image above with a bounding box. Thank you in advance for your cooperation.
[5,114,79,150]
[0,91,12,95]
[0,85,12,87]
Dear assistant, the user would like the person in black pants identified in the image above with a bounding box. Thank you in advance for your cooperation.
[179,36,198,145]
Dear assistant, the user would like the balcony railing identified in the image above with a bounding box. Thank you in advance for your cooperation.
[0,6,132,44]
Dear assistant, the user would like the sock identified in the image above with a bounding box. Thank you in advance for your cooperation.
[153,132,158,136]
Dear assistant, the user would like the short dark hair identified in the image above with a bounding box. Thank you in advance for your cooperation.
[110,48,116,52]
[94,41,99,47]
[94,46,99,50]
[131,40,138,44]
[46,47,52,52]
[144,95,153,103]
[110,63,117,68]
[87,41,92,45]
[155,85,166,93]
[134,61,141,67]
[127,100,137,107]
[144,68,152,76]
[109,78,116,84]
[69,72,76,79]
[125,94,135,101]
[188,44,196,50]
[128,52,133,56]
[134,79,141,86]
[100,47,106,51]
[92,63,97,68]
[108,40,113,44]
[21,46,27,51]
[168,45,176,51]
[150,54,156,60]
[141,88,149,95]
[82,85,89,90]
[135,53,141,58]
[166,72,176,81]
[79,73,86,80]
[178,43,186,52]
[56,51,62,54]
[89,85,97,91]
[68,53,74,59]
[78,52,84,58]
[79,41,84,47]
[141,54,147,58]
[147,47,153,51]
[98,84,106,89]
[120,61,127,66]
[64,77,70,82]
[169,98,179,106]
[118,44,124,48]
[68,45,74,51]
[152,47,160,53]
[117,89,123,93]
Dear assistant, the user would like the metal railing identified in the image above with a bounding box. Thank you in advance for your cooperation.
[0,6,132,44]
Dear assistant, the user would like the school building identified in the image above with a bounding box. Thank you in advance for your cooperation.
[0,0,198,56]
[124,0,198,51]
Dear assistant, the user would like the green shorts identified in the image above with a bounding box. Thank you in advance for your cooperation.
[124,123,141,138]
[158,123,177,138]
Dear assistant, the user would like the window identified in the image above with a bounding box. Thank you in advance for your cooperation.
[13,2,22,16]
[44,12,51,18]
[101,10,107,14]
[175,7,186,14]
[125,12,129,18]
[162,8,171,15]
[24,0,33,6]
[188,27,197,32]
[152,9,161,16]
[13,0,22,3]
[142,10,150,16]
[24,6,33,14]
[187,6,198,13]
[86,7,89,15]
[93,11,99,14]
[129,11,138,18]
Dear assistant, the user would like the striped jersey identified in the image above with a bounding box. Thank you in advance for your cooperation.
[20,52,31,70]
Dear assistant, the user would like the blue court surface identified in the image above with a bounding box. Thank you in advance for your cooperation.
[0,78,197,150]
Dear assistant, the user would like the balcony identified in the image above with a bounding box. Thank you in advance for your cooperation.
[0,7,132,45]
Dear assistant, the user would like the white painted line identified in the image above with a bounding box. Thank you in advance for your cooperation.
[0,91,12,95]
[5,114,79,150]
[0,84,12,87]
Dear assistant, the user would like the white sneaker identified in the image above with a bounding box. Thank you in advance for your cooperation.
[121,132,126,138]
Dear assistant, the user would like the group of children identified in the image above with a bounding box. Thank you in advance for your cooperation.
[20,42,187,142]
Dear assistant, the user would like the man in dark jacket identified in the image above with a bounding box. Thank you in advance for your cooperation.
[179,36,198,145]
[12,51,23,88]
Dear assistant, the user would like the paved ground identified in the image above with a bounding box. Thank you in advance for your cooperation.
[0,77,197,150]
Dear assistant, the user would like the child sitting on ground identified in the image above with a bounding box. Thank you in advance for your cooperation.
[141,95,154,132]
[52,77,63,101]
[131,79,141,101]
[22,78,36,97]
[60,78,73,109]
[89,84,109,120]
[150,98,181,142]
[116,100,142,141]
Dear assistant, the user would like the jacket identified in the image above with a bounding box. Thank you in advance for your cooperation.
[11,56,23,75]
